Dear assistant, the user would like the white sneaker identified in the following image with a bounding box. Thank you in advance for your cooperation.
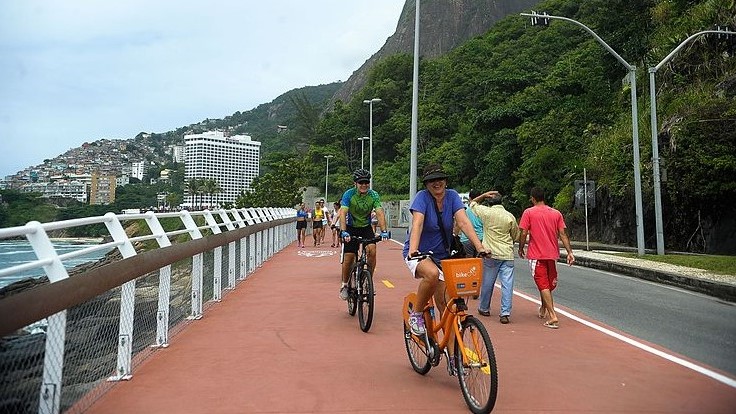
[408,311,426,336]
[339,286,348,300]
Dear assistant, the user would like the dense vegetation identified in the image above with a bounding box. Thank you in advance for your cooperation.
[290,0,736,253]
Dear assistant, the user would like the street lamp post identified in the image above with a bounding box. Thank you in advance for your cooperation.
[362,98,381,188]
[324,155,333,202]
[521,11,646,256]
[409,0,421,201]
[647,27,734,255]
[357,137,369,169]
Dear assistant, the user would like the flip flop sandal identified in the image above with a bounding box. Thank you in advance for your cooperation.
[543,321,559,329]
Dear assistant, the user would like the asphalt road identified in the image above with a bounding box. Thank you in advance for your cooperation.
[513,259,736,377]
[388,228,736,378]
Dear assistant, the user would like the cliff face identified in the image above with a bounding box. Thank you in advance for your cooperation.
[332,0,542,104]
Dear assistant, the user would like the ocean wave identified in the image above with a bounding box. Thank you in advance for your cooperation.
[0,241,112,289]
[0,249,34,256]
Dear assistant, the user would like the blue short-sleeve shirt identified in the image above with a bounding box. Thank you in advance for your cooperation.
[402,189,464,259]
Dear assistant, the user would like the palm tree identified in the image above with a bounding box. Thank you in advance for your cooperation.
[185,178,203,209]
[202,179,222,208]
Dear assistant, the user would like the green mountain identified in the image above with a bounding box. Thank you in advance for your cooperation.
[300,0,736,254]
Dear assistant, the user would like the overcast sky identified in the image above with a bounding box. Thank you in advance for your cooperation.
[0,0,405,178]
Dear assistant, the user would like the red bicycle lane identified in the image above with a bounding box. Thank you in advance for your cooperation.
[86,240,736,413]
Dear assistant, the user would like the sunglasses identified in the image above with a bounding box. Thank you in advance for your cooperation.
[357,180,370,185]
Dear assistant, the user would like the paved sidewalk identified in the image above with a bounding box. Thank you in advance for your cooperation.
[569,248,736,302]
[86,240,736,413]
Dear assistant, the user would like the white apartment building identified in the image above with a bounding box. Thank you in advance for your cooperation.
[20,180,88,203]
[131,161,145,181]
[172,145,186,163]
[184,131,260,207]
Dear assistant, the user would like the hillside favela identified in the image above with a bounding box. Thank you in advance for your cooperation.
[1,130,262,210]
[1,1,735,414]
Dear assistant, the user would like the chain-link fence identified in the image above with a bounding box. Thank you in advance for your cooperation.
[0,208,294,414]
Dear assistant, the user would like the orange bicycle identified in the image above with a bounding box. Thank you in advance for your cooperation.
[402,253,498,414]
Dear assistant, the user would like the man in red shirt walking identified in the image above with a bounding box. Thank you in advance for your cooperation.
[518,186,575,329]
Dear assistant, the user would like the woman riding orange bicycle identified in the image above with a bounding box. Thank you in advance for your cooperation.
[403,250,498,413]
[402,163,488,335]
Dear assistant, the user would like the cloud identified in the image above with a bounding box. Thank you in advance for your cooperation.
[0,0,404,177]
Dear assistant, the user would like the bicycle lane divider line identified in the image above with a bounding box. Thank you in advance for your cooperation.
[512,288,736,388]
[379,239,405,289]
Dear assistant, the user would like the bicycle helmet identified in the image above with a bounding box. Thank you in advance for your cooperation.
[353,168,371,182]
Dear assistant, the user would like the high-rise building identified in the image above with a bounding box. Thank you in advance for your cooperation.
[172,145,185,163]
[89,173,116,205]
[131,161,145,181]
[184,131,260,208]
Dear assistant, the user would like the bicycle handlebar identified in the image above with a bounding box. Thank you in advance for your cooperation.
[350,235,383,244]
[408,250,488,261]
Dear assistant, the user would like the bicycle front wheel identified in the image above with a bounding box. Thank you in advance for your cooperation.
[403,321,431,375]
[347,264,358,316]
[357,268,374,332]
[454,316,498,414]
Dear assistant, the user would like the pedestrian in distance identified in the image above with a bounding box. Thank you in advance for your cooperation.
[330,201,342,248]
[470,191,519,324]
[517,186,575,329]
[320,199,330,245]
[295,202,308,248]
[403,163,488,336]
[312,200,326,246]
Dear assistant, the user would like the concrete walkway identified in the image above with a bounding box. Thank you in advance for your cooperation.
[85,240,736,413]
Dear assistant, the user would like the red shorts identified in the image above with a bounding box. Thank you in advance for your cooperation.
[530,259,558,291]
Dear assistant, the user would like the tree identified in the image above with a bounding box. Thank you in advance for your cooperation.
[202,179,222,208]
[186,179,204,209]
[236,158,309,207]
[166,192,182,210]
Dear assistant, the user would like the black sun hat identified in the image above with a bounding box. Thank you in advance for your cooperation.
[421,163,449,183]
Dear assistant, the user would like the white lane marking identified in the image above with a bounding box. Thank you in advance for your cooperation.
[512,289,736,388]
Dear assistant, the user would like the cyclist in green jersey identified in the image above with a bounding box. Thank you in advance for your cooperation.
[337,169,389,300]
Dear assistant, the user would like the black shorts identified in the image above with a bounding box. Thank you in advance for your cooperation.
[343,226,376,254]
[296,221,307,230]
[313,221,323,229]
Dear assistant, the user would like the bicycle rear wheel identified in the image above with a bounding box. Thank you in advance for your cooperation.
[454,316,498,414]
[347,264,357,316]
[403,321,432,375]
[357,268,374,332]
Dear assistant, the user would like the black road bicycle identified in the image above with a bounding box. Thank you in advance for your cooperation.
[346,235,382,332]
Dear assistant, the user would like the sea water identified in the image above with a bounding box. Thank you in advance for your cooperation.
[0,239,112,290]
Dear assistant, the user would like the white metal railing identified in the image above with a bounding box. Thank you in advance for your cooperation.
[0,207,296,414]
